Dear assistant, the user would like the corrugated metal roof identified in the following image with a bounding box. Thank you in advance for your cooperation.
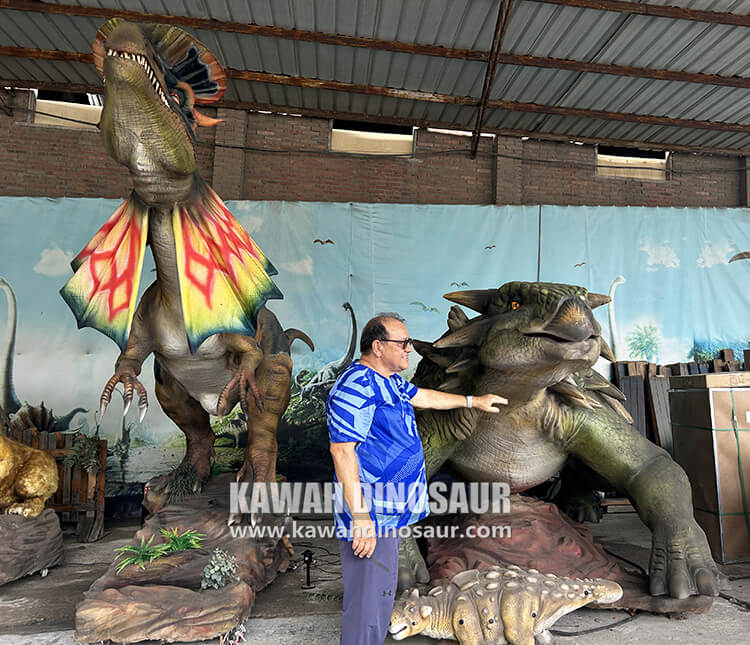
[2,0,750,153]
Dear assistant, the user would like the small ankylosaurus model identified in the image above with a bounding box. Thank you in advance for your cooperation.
[389,564,622,645]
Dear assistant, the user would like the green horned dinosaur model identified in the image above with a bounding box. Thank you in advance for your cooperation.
[400,281,719,601]
[390,564,623,645]
[60,19,312,496]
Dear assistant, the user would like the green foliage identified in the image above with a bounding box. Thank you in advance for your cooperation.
[626,322,662,363]
[115,535,170,573]
[63,434,101,474]
[691,339,749,364]
[210,406,244,434]
[209,460,229,478]
[201,547,239,590]
[160,527,205,552]
[283,376,326,426]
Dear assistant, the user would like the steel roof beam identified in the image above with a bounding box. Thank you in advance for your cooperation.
[472,0,516,157]
[6,66,749,134]
[6,77,749,155]
[5,43,750,92]
[0,0,486,61]
[531,0,750,28]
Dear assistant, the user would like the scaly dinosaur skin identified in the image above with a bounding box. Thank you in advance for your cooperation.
[68,20,311,494]
[390,564,623,645]
[399,282,719,601]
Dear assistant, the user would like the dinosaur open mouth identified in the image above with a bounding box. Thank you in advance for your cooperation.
[390,625,408,638]
[106,49,169,108]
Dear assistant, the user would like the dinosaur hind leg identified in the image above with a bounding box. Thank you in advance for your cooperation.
[154,359,214,497]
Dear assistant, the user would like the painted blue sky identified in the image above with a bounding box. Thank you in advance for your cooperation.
[1,198,749,443]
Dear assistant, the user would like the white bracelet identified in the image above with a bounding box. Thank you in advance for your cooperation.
[466,395,473,409]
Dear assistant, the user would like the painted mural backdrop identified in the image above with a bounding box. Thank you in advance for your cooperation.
[1,199,748,492]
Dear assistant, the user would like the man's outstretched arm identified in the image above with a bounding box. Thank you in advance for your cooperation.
[411,388,507,412]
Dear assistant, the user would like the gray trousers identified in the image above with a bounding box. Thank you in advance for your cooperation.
[339,535,401,645]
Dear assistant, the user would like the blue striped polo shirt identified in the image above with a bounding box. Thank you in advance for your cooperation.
[326,361,429,540]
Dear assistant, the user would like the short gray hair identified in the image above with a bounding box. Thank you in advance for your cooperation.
[360,312,405,355]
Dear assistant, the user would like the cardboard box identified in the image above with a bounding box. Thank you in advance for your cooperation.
[669,373,750,563]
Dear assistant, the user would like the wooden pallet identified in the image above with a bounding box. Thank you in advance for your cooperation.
[5,428,106,542]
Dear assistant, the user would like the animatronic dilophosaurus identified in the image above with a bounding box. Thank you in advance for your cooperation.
[400,282,720,601]
[60,19,311,495]
[390,565,623,645]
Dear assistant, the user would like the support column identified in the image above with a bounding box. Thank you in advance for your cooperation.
[212,108,247,200]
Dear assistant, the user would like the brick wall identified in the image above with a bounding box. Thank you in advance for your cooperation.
[0,90,745,207]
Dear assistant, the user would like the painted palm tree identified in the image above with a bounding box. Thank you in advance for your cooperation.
[626,322,661,363]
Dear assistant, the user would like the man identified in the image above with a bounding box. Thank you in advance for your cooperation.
[327,313,507,645]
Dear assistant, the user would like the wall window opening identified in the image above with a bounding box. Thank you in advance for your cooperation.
[330,119,414,155]
[33,89,101,130]
[596,145,668,181]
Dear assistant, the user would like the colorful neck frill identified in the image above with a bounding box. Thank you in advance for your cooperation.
[61,183,281,353]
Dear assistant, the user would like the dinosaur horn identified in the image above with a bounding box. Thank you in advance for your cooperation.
[599,338,616,362]
[437,376,463,393]
[729,251,750,263]
[447,305,470,332]
[586,292,611,309]
[410,588,420,598]
[433,316,494,349]
[413,340,453,368]
[194,108,223,127]
[585,370,626,401]
[549,378,594,410]
[443,289,495,314]
[446,357,479,374]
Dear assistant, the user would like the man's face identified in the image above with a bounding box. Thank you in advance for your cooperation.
[376,319,412,373]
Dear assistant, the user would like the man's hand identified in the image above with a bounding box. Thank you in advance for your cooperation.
[472,393,508,412]
[352,515,376,558]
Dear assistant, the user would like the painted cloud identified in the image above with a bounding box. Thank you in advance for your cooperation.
[639,241,679,270]
[697,241,735,268]
[33,246,74,276]
[280,257,313,275]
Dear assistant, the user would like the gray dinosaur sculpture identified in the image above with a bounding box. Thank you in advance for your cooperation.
[297,302,356,400]
[390,565,623,645]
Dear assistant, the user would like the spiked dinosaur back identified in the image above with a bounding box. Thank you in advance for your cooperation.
[389,564,623,644]
[412,281,633,424]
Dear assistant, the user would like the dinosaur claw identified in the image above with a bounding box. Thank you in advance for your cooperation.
[99,400,108,419]
[227,512,242,526]
[123,398,131,416]
[138,402,147,423]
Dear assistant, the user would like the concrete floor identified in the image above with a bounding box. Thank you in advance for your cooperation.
[0,508,748,645]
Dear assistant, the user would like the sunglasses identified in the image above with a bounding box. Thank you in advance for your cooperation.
[379,338,414,349]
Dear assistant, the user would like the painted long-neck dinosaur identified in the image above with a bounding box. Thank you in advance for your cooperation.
[60,19,311,493]
[1,277,85,430]
[0,277,22,415]
[298,302,357,399]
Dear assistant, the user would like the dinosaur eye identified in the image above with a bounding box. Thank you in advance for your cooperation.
[458,619,464,625]
[488,618,494,624]
[411,621,416,626]
[409,607,415,613]
[584,590,590,595]
[531,611,537,618]
[510,300,521,310]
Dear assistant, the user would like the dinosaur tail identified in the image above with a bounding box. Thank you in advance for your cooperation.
[285,328,314,352]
